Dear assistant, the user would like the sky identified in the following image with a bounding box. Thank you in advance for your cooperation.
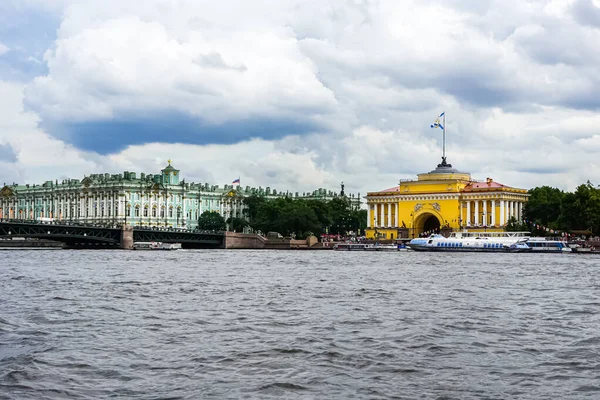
[1,0,600,196]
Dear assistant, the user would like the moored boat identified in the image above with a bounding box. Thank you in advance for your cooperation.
[333,243,368,251]
[133,241,182,250]
[507,238,572,253]
[333,242,406,251]
[407,233,524,252]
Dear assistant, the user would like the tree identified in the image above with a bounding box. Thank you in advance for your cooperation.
[243,194,266,227]
[525,181,600,235]
[227,217,248,232]
[506,216,527,232]
[197,211,226,231]
[524,186,564,227]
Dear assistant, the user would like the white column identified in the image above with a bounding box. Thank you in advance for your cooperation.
[518,202,522,221]
[466,201,471,226]
[474,200,479,226]
[483,200,488,226]
[499,200,505,226]
[491,200,496,226]
[387,203,391,227]
[394,203,399,228]
[460,201,463,227]
[367,206,372,228]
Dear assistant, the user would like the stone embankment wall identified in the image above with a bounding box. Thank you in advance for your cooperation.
[223,233,321,250]
[223,232,267,249]
[0,239,63,248]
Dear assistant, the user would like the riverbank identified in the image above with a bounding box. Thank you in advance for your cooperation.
[0,239,63,249]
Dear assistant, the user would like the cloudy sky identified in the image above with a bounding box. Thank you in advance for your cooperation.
[1,0,600,196]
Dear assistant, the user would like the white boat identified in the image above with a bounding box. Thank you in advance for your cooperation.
[407,232,527,252]
[333,243,406,251]
[447,231,530,244]
[365,244,399,251]
[507,238,572,253]
[333,243,368,251]
[133,241,182,250]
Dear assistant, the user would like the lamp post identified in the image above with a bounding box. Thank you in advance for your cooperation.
[410,212,415,238]
[176,207,181,228]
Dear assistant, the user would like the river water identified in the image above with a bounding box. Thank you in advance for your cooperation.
[1,250,600,399]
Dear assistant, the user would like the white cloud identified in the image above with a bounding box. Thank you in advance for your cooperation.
[26,2,338,126]
[1,0,599,196]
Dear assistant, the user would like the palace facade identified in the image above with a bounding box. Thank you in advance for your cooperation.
[0,161,361,229]
[365,158,529,239]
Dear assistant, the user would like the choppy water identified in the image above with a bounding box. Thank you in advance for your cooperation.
[1,250,600,399]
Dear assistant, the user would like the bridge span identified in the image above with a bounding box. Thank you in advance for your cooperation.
[0,221,224,249]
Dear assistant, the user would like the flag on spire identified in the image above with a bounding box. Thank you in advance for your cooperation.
[430,112,445,130]
[232,177,240,185]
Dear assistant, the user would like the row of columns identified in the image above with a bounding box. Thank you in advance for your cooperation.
[462,199,523,227]
[367,203,399,228]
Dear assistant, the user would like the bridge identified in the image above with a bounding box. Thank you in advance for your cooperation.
[0,221,224,249]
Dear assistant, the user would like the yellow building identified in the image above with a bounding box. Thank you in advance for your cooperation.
[365,159,529,240]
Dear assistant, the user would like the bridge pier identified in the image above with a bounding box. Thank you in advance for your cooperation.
[121,225,134,250]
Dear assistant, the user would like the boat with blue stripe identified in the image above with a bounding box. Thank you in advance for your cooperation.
[407,232,530,252]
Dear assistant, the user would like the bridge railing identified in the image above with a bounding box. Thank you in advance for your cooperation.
[0,219,223,235]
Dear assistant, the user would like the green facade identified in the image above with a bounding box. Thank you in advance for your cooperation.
[0,162,361,229]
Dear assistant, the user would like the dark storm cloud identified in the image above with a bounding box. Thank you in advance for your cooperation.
[44,113,321,154]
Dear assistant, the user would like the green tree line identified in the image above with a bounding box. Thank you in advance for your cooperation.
[196,195,367,239]
[523,181,600,235]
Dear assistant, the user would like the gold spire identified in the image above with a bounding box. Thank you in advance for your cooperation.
[167,159,172,165]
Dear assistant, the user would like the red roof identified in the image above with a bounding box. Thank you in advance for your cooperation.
[380,186,400,192]
[463,180,509,191]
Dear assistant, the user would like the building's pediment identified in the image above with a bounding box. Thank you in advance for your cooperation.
[0,185,15,198]
[81,176,92,187]
[149,182,166,191]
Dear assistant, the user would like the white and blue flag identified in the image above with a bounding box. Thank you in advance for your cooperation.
[430,112,445,130]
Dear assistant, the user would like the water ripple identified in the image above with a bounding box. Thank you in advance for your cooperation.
[1,250,600,399]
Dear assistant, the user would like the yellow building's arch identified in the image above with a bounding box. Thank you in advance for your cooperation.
[365,158,529,240]
[414,211,442,236]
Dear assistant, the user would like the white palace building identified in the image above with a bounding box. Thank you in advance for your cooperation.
[0,161,361,229]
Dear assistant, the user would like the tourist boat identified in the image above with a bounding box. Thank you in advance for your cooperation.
[333,243,405,251]
[133,241,182,250]
[365,243,400,251]
[333,243,369,251]
[507,238,572,253]
[447,231,531,243]
[407,232,529,252]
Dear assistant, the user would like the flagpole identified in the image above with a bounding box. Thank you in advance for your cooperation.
[443,113,446,161]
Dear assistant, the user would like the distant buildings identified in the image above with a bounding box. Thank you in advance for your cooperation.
[0,161,361,229]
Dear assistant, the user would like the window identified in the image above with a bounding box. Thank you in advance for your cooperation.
[169,208,173,218]
[160,208,165,218]
[135,207,140,217]
[143,208,148,217]
[152,208,157,217]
